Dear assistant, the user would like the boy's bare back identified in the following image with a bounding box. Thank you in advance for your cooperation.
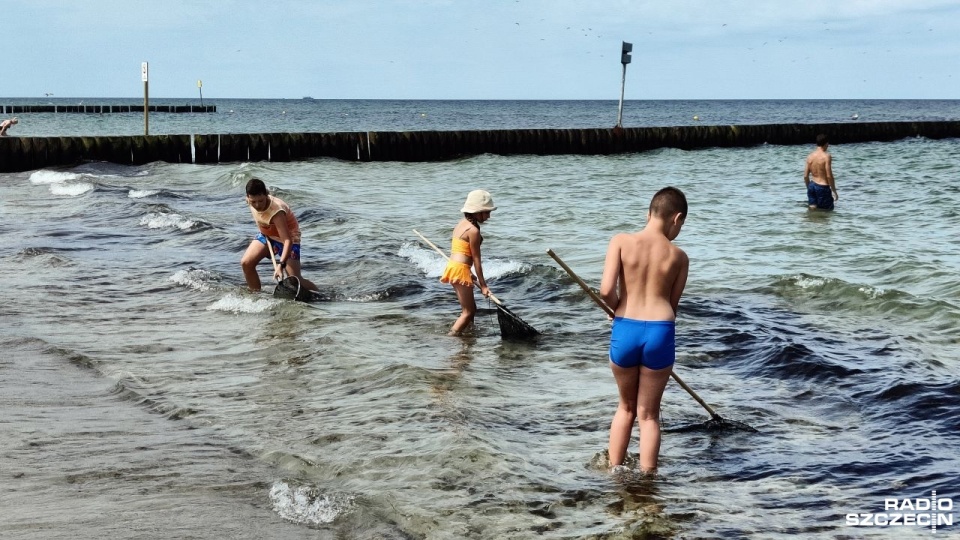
[600,186,689,322]
[607,230,688,321]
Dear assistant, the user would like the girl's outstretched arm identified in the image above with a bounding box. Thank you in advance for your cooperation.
[468,228,490,297]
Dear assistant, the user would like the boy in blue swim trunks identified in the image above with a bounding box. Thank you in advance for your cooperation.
[240,178,318,292]
[804,133,838,210]
[600,186,689,473]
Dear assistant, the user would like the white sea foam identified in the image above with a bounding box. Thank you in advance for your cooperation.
[268,481,354,526]
[345,291,390,302]
[139,212,197,230]
[206,293,276,314]
[49,182,94,196]
[483,258,530,280]
[227,167,253,187]
[129,189,161,198]
[398,242,530,280]
[791,274,827,289]
[170,268,218,292]
[29,170,81,185]
[398,243,445,277]
[858,285,887,299]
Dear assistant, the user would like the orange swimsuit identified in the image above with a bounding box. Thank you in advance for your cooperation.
[440,237,474,287]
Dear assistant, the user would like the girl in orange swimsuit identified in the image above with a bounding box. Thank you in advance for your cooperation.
[440,190,497,336]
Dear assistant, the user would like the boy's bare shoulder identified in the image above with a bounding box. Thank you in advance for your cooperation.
[608,231,632,246]
[671,244,689,265]
[674,244,689,260]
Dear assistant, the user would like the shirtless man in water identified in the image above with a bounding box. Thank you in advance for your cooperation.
[804,133,838,210]
[600,186,689,473]
[0,117,18,136]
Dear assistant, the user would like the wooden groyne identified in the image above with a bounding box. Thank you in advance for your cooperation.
[1,104,216,114]
[1,121,958,173]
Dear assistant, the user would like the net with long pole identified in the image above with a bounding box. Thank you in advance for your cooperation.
[413,229,539,340]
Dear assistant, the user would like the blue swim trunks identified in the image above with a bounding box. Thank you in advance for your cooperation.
[807,182,834,210]
[609,318,676,370]
[256,232,301,261]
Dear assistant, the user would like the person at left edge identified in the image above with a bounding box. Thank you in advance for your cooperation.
[240,178,318,292]
[0,117,18,136]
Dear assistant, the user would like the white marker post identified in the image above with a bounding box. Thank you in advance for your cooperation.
[142,62,149,135]
[617,42,632,128]
[198,79,204,108]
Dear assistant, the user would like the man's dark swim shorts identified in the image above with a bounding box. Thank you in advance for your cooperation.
[807,182,834,210]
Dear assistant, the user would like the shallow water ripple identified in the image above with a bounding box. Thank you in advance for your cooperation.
[1,131,958,538]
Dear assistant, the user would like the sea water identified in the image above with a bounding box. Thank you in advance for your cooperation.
[1,99,958,539]
[5,97,960,136]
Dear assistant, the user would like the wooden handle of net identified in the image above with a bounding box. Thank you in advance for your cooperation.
[265,235,283,281]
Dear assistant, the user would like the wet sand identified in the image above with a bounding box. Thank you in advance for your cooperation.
[0,338,322,540]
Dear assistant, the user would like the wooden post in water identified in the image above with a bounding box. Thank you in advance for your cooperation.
[142,62,150,136]
[617,42,632,128]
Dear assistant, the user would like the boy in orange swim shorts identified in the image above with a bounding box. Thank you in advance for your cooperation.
[240,178,318,293]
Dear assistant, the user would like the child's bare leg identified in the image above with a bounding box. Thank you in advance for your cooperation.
[285,260,318,291]
[240,240,267,291]
[449,283,477,336]
[636,365,672,473]
[608,363,640,467]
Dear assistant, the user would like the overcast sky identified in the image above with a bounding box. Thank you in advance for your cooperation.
[4,0,958,100]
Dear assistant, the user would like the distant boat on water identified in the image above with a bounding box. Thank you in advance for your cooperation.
[302,96,316,101]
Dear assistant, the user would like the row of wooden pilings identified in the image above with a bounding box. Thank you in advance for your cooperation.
[1,104,216,114]
[1,121,959,173]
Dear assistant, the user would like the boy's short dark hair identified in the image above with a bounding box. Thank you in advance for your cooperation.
[649,186,687,219]
[816,133,829,147]
[245,178,268,196]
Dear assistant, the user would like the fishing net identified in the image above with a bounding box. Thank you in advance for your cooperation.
[273,276,303,301]
[670,416,758,433]
[274,276,328,302]
[701,416,758,433]
[495,303,539,341]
